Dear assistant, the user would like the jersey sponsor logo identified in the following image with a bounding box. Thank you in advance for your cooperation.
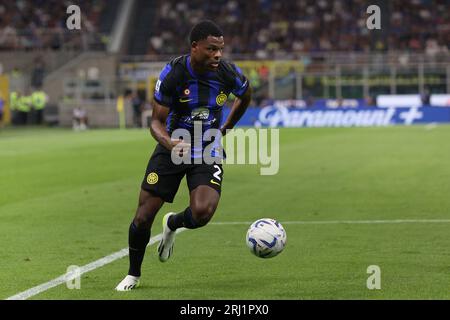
[191,107,210,120]
[180,117,217,126]
[216,93,227,106]
[146,172,159,184]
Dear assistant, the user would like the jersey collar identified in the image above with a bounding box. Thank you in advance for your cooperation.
[187,55,214,79]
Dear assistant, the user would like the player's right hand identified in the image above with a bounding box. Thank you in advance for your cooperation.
[170,139,191,157]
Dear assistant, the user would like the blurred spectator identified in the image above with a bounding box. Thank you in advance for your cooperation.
[31,56,46,89]
[31,89,48,124]
[15,90,31,125]
[141,100,153,128]
[73,107,88,131]
[131,90,144,128]
[364,95,377,107]
[421,87,431,105]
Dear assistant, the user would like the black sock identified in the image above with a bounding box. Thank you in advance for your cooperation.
[128,222,151,277]
[168,207,199,230]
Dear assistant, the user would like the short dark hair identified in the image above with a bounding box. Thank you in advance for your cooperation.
[189,20,223,44]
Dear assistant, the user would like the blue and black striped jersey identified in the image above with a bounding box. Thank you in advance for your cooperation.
[153,54,249,158]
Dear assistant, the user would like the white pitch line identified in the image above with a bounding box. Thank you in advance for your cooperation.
[425,122,438,130]
[211,219,450,225]
[6,218,450,300]
[6,229,186,300]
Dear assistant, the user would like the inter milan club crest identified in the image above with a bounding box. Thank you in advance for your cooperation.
[146,172,158,184]
[216,93,227,106]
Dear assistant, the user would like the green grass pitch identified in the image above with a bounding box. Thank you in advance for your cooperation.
[1,125,450,299]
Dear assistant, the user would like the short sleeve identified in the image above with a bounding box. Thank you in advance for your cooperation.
[153,63,174,107]
[229,63,249,97]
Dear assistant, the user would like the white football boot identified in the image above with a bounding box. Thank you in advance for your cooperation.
[115,275,140,291]
[158,212,177,262]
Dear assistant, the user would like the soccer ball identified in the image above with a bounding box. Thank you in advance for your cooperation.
[246,218,287,258]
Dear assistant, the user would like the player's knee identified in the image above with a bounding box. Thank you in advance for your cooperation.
[133,214,152,229]
[133,191,161,229]
[133,205,155,229]
[191,203,216,227]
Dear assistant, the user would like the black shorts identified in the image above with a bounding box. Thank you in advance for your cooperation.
[141,144,224,203]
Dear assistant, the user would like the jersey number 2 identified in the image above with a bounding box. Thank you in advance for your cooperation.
[213,165,222,181]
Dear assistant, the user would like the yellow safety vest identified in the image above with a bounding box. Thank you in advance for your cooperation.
[17,96,31,112]
[10,92,18,111]
[32,91,46,110]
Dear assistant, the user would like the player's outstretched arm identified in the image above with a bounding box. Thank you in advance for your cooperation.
[220,86,252,136]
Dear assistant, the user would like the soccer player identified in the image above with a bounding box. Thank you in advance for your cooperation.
[115,20,252,291]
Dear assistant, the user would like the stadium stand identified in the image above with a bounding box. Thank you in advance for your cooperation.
[0,0,120,51]
[129,0,449,58]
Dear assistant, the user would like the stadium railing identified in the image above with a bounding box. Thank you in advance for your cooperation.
[120,52,450,102]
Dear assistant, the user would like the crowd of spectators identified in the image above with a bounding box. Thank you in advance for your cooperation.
[144,0,449,58]
[0,0,107,51]
[2,0,448,55]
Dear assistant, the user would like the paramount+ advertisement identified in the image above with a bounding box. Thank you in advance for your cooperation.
[229,96,450,128]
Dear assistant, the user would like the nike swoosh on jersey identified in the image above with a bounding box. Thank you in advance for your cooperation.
[210,179,221,186]
[179,98,193,103]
